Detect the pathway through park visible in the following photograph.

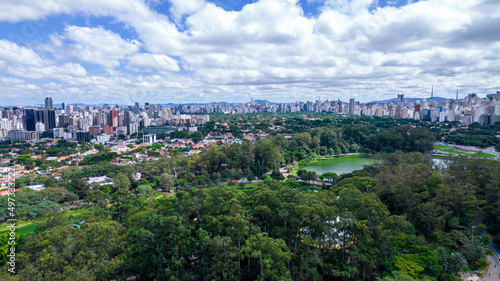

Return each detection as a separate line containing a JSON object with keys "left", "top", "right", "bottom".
{"left": 478, "top": 255, "right": 500, "bottom": 281}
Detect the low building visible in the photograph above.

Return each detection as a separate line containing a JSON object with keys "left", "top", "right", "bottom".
{"left": 143, "top": 134, "right": 157, "bottom": 144}
{"left": 26, "top": 184, "right": 46, "bottom": 191}
{"left": 85, "top": 176, "right": 114, "bottom": 187}
{"left": 116, "top": 126, "right": 127, "bottom": 136}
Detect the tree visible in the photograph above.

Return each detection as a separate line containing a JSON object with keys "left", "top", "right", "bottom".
{"left": 206, "top": 236, "right": 239, "bottom": 281}
{"left": 19, "top": 220, "right": 127, "bottom": 280}
{"left": 88, "top": 190, "right": 109, "bottom": 205}
{"left": 136, "top": 185, "right": 153, "bottom": 194}
{"left": 114, "top": 173, "right": 131, "bottom": 190}
{"left": 41, "top": 187, "right": 79, "bottom": 203}
{"left": 270, "top": 170, "right": 285, "bottom": 181}
{"left": 298, "top": 170, "right": 317, "bottom": 185}
{"left": 190, "top": 131, "right": 204, "bottom": 143}
{"left": 321, "top": 172, "right": 339, "bottom": 183}
{"left": 447, "top": 252, "right": 467, "bottom": 273}
{"left": 241, "top": 233, "right": 292, "bottom": 281}
{"left": 253, "top": 138, "right": 282, "bottom": 177}
{"left": 70, "top": 177, "right": 90, "bottom": 199}
{"left": 160, "top": 173, "right": 176, "bottom": 191}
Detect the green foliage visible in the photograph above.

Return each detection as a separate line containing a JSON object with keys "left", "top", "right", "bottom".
{"left": 80, "top": 152, "right": 118, "bottom": 165}
{"left": 270, "top": 170, "right": 285, "bottom": 181}
{"left": 114, "top": 173, "right": 131, "bottom": 190}
{"left": 0, "top": 231, "right": 25, "bottom": 266}
{"left": 394, "top": 255, "right": 425, "bottom": 278}
{"left": 136, "top": 184, "right": 153, "bottom": 194}
{"left": 40, "top": 187, "right": 79, "bottom": 203}
{"left": 0, "top": 190, "right": 59, "bottom": 222}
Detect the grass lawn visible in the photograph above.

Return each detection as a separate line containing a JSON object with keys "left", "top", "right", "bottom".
{"left": 434, "top": 145, "right": 496, "bottom": 158}
{"left": 0, "top": 220, "right": 38, "bottom": 233}
{"left": 0, "top": 206, "right": 90, "bottom": 235}
{"left": 15, "top": 224, "right": 39, "bottom": 235}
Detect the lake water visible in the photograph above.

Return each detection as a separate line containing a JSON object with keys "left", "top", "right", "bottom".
{"left": 302, "top": 155, "right": 375, "bottom": 175}
{"left": 302, "top": 155, "right": 446, "bottom": 175}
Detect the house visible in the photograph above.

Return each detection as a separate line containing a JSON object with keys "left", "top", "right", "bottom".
{"left": 26, "top": 184, "right": 46, "bottom": 191}
{"left": 0, "top": 189, "right": 20, "bottom": 196}
{"left": 85, "top": 176, "right": 114, "bottom": 187}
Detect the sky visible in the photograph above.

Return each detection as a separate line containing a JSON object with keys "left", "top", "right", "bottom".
{"left": 0, "top": 0, "right": 499, "bottom": 106}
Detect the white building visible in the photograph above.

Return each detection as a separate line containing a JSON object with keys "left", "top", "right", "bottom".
{"left": 26, "top": 184, "right": 46, "bottom": 191}
{"left": 143, "top": 134, "right": 156, "bottom": 144}
{"left": 35, "top": 122, "right": 45, "bottom": 132}
{"left": 129, "top": 123, "right": 138, "bottom": 135}
{"left": 96, "top": 134, "right": 110, "bottom": 144}
{"left": 116, "top": 126, "right": 127, "bottom": 136}
{"left": 0, "top": 118, "right": 12, "bottom": 131}
{"left": 85, "top": 176, "right": 114, "bottom": 187}
{"left": 53, "top": 127, "right": 64, "bottom": 138}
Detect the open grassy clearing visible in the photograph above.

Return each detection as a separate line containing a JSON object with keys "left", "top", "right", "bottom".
{"left": 0, "top": 206, "right": 90, "bottom": 235}
{"left": 434, "top": 145, "right": 495, "bottom": 158}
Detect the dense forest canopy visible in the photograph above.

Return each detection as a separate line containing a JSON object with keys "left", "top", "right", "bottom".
{"left": 1, "top": 114, "right": 499, "bottom": 280}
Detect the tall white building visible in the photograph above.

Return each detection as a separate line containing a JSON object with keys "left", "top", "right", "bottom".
{"left": 129, "top": 123, "right": 138, "bottom": 135}
{"left": 35, "top": 122, "right": 45, "bottom": 132}
{"left": 0, "top": 119, "right": 12, "bottom": 131}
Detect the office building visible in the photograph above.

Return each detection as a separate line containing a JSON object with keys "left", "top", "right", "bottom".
{"left": 45, "top": 97, "right": 53, "bottom": 109}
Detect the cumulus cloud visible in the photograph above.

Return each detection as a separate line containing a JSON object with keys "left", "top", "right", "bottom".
{"left": 168, "top": 0, "right": 206, "bottom": 23}
{"left": 0, "top": 0, "right": 500, "bottom": 104}
{"left": 0, "top": 39, "right": 87, "bottom": 81}
{"left": 126, "top": 53, "right": 180, "bottom": 72}
{"left": 48, "top": 26, "right": 141, "bottom": 69}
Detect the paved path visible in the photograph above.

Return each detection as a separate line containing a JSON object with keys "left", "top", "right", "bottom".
{"left": 478, "top": 255, "right": 500, "bottom": 281}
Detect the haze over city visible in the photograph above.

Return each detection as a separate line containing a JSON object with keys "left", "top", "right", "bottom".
{"left": 0, "top": 0, "right": 499, "bottom": 105}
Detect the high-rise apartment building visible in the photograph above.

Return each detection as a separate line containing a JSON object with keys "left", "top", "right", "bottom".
{"left": 103, "top": 124, "right": 113, "bottom": 135}
{"left": 58, "top": 114, "right": 69, "bottom": 128}
{"left": 349, "top": 98, "right": 355, "bottom": 115}
{"left": 89, "top": 125, "right": 101, "bottom": 137}
{"left": 45, "top": 97, "right": 53, "bottom": 109}
{"left": 129, "top": 123, "right": 138, "bottom": 135}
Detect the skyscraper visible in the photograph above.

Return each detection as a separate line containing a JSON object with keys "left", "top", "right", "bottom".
{"left": 45, "top": 97, "right": 53, "bottom": 109}
{"left": 109, "top": 109, "right": 118, "bottom": 127}
{"left": 24, "top": 109, "right": 36, "bottom": 131}
{"left": 37, "top": 109, "right": 56, "bottom": 131}
{"left": 59, "top": 114, "right": 70, "bottom": 128}
{"left": 123, "top": 110, "right": 131, "bottom": 126}
{"left": 349, "top": 98, "right": 355, "bottom": 115}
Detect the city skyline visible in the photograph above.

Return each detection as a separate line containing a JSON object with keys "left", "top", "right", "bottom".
{"left": 1, "top": 0, "right": 500, "bottom": 104}
{"left": 0, "top": 91, "right": 497, "bottom": 108}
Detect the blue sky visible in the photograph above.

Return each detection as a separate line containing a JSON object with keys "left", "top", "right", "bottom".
{"left": 0, "top": 0, "right": 498, "bottom": 105}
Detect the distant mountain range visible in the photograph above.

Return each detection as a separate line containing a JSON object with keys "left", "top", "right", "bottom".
{"left": 370, "top": 97, "right": 451, "bottom": 103}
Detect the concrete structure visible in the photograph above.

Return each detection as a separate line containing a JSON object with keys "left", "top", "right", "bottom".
{"left": 143, "top": 134, "right": 157, "bottom": 144}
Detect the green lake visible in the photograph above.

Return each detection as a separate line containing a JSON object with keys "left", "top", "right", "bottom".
{"left": 302, "top": 155, "right": 375, "bottom": 175}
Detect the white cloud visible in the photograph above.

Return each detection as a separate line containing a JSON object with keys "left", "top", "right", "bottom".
{"left": 126, "top": 53, "right": 180, "bottom": 72}
{"left": 0, "top": 0, "right": 500, "bottom": 104}
{"left": 0, "top": 40, "right": 46, "bottom": 66}
{"left": 0, "top": 39, "right": 87, "bottom": 81}
{"left": 168, "top": 0, "right": 206, "bottom": 23}
{"left": 48, "top": 26, "right": 141, "bottom": 69}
